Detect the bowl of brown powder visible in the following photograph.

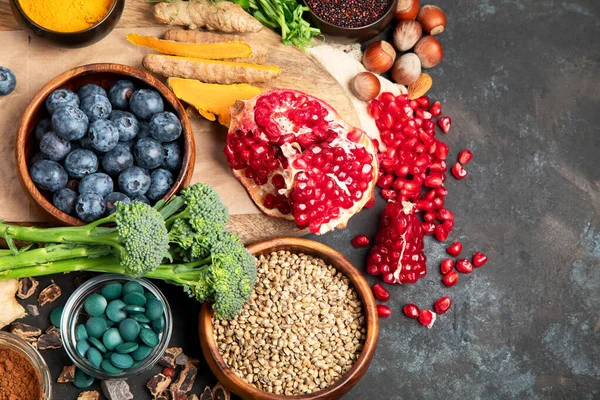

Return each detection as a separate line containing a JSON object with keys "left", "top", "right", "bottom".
{"left": 0, "top": 331, "right": 52, "bottom": 400}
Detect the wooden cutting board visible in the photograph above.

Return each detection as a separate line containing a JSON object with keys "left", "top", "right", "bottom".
{"left": 0, "top": 1, "right": 359, "bottom": 243}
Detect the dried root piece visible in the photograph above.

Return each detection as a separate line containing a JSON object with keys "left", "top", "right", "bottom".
{"left": 77, "top": 391, "right": 100, "bottom": 400}
{"left": 17, "top": 277, "right": 39, "bottom": 299}
{"left": 171, "top": 389, "right": 187, "bottom": 400}
{"left": 58, "top": 365, "right": 76, "bottom": 383}
{"left": 38, "top": 282, "right": 61, "bottom": 306}
{"left": 142, "top": 54, "right": 282, "bottom": 84}
{"left": 38, "top": 328, "right": 62, "bottom": 350}
{"left": 188, "top": 395, "right": 200, "bottom": 400}
{"left": 199, "top": 386, "right": 213, "bottom": 400}
{"left": 0, "top": 279, "right": 26, "bottom": 328}
{"left": 212, "top": 383, "right": 230, "bottom": 400}
{"left": 159, "top": 347, "right": 183, "bottom": 368}
{"left": 147, "top": 373, "right": 172, "bottom": 398}
{"left": 153, "top": 1, "right": 263, "bottom": 33}
{"left": 10, "top": 322, "right": 42, "bottom": 338}
{"left": 171, "top": 362, "right": 198, "bottom": 393}
{"left": 101, "top": 380, "right": 134, "bottom": 400}
{"left": 27, "top": 304, "right": 40, "bottom": 316}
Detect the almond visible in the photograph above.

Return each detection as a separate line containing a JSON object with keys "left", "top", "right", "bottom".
{"left": 407, "top": 73, "right": 433, "bottom": 99}
{"left": 393, "top": 20, "right": 423, "bottom": 51}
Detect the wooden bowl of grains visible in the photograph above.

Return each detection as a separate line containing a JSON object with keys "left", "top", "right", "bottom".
{"left": 199, "top": 238, "right": 379, "bottom": 400}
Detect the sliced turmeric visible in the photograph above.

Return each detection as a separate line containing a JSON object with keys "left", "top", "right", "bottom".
{"left": 127, "top": 33, "right": 252, "bottom": 61}
{"left": 168, "top": 78, "right": 261, "bottom": 126}
{"left": 163, "top": 30, "right": 268, "bottom": 64}
{"left": 142, "top": 54, "right": 282, "bottom": 85}
{"left": 153, "top": 1, "right": 263, "bottom": 33}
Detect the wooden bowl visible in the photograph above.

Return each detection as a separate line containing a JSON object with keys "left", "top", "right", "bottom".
{"left": 199, "top": 238, "right": 379, "bottom": 400}
{"left": 16, "top": 63, "right": 195, "bottom": 226}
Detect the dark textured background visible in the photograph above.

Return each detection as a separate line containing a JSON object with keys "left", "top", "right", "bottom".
{"left": 10, "top": 0, "right": 600, "bottom": 399}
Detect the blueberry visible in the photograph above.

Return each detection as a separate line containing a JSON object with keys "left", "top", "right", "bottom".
{"left": 30, "top": 160, "right": 68, "bottom": 192}
{"left": 118, "top": 166, "right": 151, "bottom": 197}
{"left": 0, "top": 67, "right": 16, "bottom": 96}
{"left": 102, "top": 144, "right": 134, "bottom": 176}
{"left": 147, "top": 169, "right": 174, "bottom": 202}
{"left": 133, "top": 138, "right": 164, "bottom": 169}
{"left": 78, "top": 84, "right": 107, "bottom": 100}
{"left": 64, "top": 149, "right": 98, "bottom": 179}
{"left": 75, "top": 193, "right": 106, "bottom": 222}
{"left": 137, "top": 120, "right": 150, "bottom": 139}
{"left": 53, "top": 188, "right": 78, "bottom": 215}
{"left": 51, "top": 106, "right": 89, "bottom": 140}
{"left": 149, "top": 112, "right": 182, "bottom": 143}
{"left": 46, "top": 89, "right": 79, "bottom": 114}
{"left": 109, "top": 111, "right": 139, "bottom": 142}
{"left": 132, "top": 194, "right": 150, "bottom": 205}
{"left": 162, "top": 141, "right": 183, "bottom": 172}
{"left": 81, "top": 94, "right": 112, "bottom": 122}
{"left": 79, "top": 173, "right": 113, "bottom": 197}
{"left": 104, "top": 192, "right": 131, "bottom": 215}
{"left": 129, "top": 89, "right": 164, "bottom": 120}
{"left": 40, "top": 131, "right": 71, "bottom": 161}
{"left": 108, "top": 80, "right": 135, "bottom": 110}
{"left": 34, "top": 119, "right": 52, "bottom": 142}
{"left": 89, "top": 119, "right": 119, "bottom": 152}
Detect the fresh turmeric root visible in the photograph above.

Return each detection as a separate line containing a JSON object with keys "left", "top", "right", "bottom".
{"left": 168, "top": 78, "right": 261, "bottom": 126}
{"left": 153, "top": 1, "right": 263, "bottom": 33}
{"left": 163, "top": 30, "right": 268, "bottom": 64}
{"left": 142, "top": 54, "right": 282, "bottom": 84}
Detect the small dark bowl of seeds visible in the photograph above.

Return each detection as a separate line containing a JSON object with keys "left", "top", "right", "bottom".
{"left": 303, "top": 0, "right": 398, "bottom": 43}
{"left": 199, "top": 238, "right": 379, "bottom": 400}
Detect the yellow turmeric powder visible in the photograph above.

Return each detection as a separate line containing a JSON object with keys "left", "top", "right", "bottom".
{"left": 18, "top": 0, "right": 114, "bottom": 33}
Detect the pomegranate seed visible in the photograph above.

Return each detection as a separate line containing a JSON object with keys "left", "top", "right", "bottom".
{"left": 424, "top": 189, "right": 436, "bottom": 201}
{"left": 377, "top": 304, "right": 392, "bottom": 318}
{"left": 403, "top": 303, "right": 420, "bottom": 319}
{"left": 352, "top": 235, "right": 370, "bottom": 248}
{"left": 372, "top": 284, "right": 391, "bottom": 302}
{"left": 418, "top": 310, "right": 437, "bottom": 328}
{"left": 425, "top": 175, "right": 443, "bottom": 188}
{"left": 438, "top": 116, "right": 452, "bottom": 133}
{"left": 440, "top": 259, "right": 454, "bottom": 275}
{"left": 416, "top": 96, "right": 430, "bottom": 109}
{"left": 472, "top": 251, "right": 488, "bottom": 267}
{"left": 422, "top": 222, "right": 435, "bottom": 234}
{"left": 416, "top": 199, "right": 433, "bottom": 211}
{"left": 435, "top": 142, "right": 449, "bottom": 160}
{"left": 162, "top": 367, "right": 176, "bottom": 377}
{"left": 456, "top": 258, "right": 474, "bottom": 274}
{"left": 458, "top": 149, "right": 473, "bottom": 165}
{"left": 424, "top": 211, "right": 435, "bottom": 222}
{"left": 452, "top": 163, "right": 468, "bottom": 179}
{"left": 446, "top": 241, "right": 462, "bottom": 256}
{"left": 429, "top": 101, "right": 442, "bottom": 117}
{"left": 364, "top": 195, "right": 376, "bottom": 208}
{"left": 436, "top": 187, "right": 448, "bottom": 197}
{"left": 432, "top": 197, "right": 444, "bottom": 209}
{"left": 381, "top": 188, "right": 397, "bottom": 201}
{"left": 434, "top": 296, "right": 452, "bottom": 314}
{"left": 442, "top": 220, "right": 454, "bottom": 232}
{"left": 434, "top": 224, "right": 449, "bottom": 241}
{"left": 437, "top": 208, "right": 454, "bottom": 221}
{"left": 443, "top": 271, "right": 459, "bottom": 287}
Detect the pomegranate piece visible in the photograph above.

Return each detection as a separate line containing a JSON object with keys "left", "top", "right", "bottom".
{"left": 438, "top": 116, "right": 452, "bottom": 133}
{"left": 452, "top": 163, "right": 468, "bottom": 180}
{"left": 225, "top": 89, "right": 378, "bottom": 234}
{"left": 364, "top": 195, "right": 376, "bottom": 208}
{"left": 372, "top": 283, "right": 391, "bottom": 302}
{"left": 434, "top": 296, "right": 452, "bottom": 314}
{"left": 367, "top": 201, "right": 427, "bottom": 284}
{"left": 458, "top": 149, "right": 473, "bottom": 165}
{"left": 403, "top": 303, "right": 420, "bottom": 319}
{"left": 472, "top": 251, "right": 488, "bottom": 267}
{"left": 437, "top": 208, "right": 454, "bottom": 221}
{"left": 352, "top": 234, "right": 370, "bottom": 248}
{"left": 446, "top": 241, "right": 462, "bottom": 256}
{"left": 456, "top": 258, "right": 473, "bottom": 274}
{"left": 440, "top": 259, "right": 454, "bottom": 275}
{"left": 422, "top": 222, "right": 435, "bottom": 235}
{"left": 434, "top": 224, "right": 449, "bottom": 242}
{"left": 429, "top": 101, "right": 442, "bottom": 117}
{"left": 377, "top": 304, "right": 392, "bottom": 318}
{"left": 418, "top": 309, "right": 437, "bottom": 328}
{"left": 443, "top": 271, "right": 459, "bottom": 287}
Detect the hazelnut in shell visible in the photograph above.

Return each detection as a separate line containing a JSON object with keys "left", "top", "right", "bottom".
{"left": 363, "top": 40, "right": 396, "bottom": 74}
{"left": 395, "top": 0, "right": 420, "bottom": 20}
{"left": 393, "top": 20, "right": 423, "bottom": 51}
{"left": 417, "top": 5, "right": 447, "bottom": 35}
{"left": 414, "top": 36, "right": 444, "bottom": 68}
{"left": 391, "top": 53, "right": 422, "bottom": 86}
{"left": 350, "top": 72, "right": 381, "bottom": 102}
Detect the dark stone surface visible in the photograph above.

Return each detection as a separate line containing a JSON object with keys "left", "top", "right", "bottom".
{"left": 4, "top": 0, "right": 600, "bottom": 399}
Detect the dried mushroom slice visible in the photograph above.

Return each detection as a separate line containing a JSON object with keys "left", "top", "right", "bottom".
{"left": 175, "top": 352, "right": 189, "bottom": 366}
{"left": 199, "top": 386, "right": 213, "bottom": 400}
{"left": 77, "top": 390, "right": 100, "bottom": 400}
{"left": 159, "top": 347, "right": 183, "bottom": 368}
{"left": 38, "top": 282, "right": 61, "bottom": 306}
{"left": 10, "top": 321, "right": 42, "bottom": 338}
{"left": 17, "top": 277, "right": 39, "bottom": 299}
{"left": 26, "top": 304, "right": 40, "bottom": 316}
{"left": 171, "top": 362, "right": 197, "bottom": 393}
{"left": 212, "top": 384, "right": 230, "bottom": 400}
{"left": 171, "top": 389, "right": 188, "bottom": 400}
{"left": 188, "top": 395, "right": 200, "bottom": 400}
{"left": 58, "top": 365, "right": 76, "bottom": 383}
{"left": 147, "top": 373, "right": 171, "bottom": 397}
{"left": 101, "top": 380, "right": 134, "bottom": 400}
{"left": 38, "top": 329, "right": 62, "bottom": 350}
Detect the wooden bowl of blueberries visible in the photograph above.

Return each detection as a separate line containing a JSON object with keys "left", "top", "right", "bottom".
{"left": 16, "top": 63, "right": 195, "bottom": 226}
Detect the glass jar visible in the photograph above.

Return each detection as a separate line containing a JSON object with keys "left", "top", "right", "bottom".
{"left": 0, "top": 331, "right": 52, "bottom": 400}
{"left": 61, "top": 274, "right": 173, "bottom": 380}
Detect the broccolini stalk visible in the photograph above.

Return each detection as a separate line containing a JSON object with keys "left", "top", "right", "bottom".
{"left": 0, "top": 244, "right": 111, "bottom": 270}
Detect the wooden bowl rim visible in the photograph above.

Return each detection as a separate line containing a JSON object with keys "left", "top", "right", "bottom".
{"left": 199, "top": 237, "right": 379, "bottom": 400}
{"left": 15, "top": 63, "right": 195, "bottom": 226}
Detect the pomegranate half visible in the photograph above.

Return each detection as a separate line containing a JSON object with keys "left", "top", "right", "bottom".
{"left": 225, "top": 89, "right": 379, "bottom": 234}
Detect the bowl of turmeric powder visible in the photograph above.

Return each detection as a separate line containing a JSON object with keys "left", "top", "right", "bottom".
{"left": 10, "top": 0, "right": 125, "bottom": 48}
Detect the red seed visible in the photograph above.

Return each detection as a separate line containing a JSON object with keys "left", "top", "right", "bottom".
{"left": 429, "top": 101, "right": 442, "bottom": 117}
{"left": 458, "top": 149, "right": 473, "bottom": 165}
{"left": 434, "top": 296, "right": 452, "bottom": 314}
{"left": 440, "top": 259, "right": 454, "bottom": 275}
{"left": 364, "top": 195, "right": 376, "bottom": 208}
{"left": 422, "top": 222, "right": 436, "bottom": 235}
{"left": 438, "top": 116, "right": 452, "bottom": 133}
{"left": 424, "top": 175, "right": 443, "bottom": 188}
{"left": 437, "top": 208, "right": 454, "bottom": 221}
{"left": 352, "top": 234, "right": 370, "bottom": 248}
{"left": 443, "top": 271, "right": 459, "bottom": 287}
{"left": 452, "top": 163, "right": 468, "bottom": 179}
{"left": 377, "top": 304, "right": 392, "bottom": 318}
{"left": 162, "top": 367, "right": 176, "bottom": 377}
{"left": 416, "top": 96, "right": 430, "bottom": 109}
{"left": 442, "top": 220, "right": 454, "bottom": 232}
{"left": 418, "top": 309, "right": 437, "bottom": 328}
{"left": 424, "top": 211, "right": 436, "bottom": 222}
{"left": 472, "top": 251, "right": 488, "bottom": 267}
{"left": 403, "top": 303, "right": 420, "bottom": 319}
{"left": 416, "top": 199, "right": 433, "bottom": 211}
{"left": 456, "top": 258, "right": 474, "bottom": 274}
{"left": 436, "top": 187, "right": 448, "bottom": 197}
{"left": 432, "top": 196, "right": 444, "bottom": 210}
{"left": 372, "top": 284, "right": 391, "bottom": 302}
{"left": 381, "top": 188, "right": 397, "bottom": 201}
{"left": 447, "top": 241, "right": 462, "bottom": 257}
{"left": 434, "top": 224, "right": 449, "bottom": 241}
